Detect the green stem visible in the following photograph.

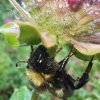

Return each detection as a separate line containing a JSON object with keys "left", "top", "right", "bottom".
{"left": 31, "top": 90, "right": 40, "bottom": 100}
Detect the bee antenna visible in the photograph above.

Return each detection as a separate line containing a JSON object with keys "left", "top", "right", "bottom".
{"left": 16, "top": 61, "right": 28, "bottom": 67}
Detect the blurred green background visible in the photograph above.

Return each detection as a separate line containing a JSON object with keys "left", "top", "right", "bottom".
{"left": 0, "top": 0, "right": 100, "bottom": 100}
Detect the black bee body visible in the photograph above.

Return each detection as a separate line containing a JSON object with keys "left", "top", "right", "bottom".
{"left": 27, "top": 45, "right": 57, "bottom": 74}
{"left": 48, "top": 70, "right": 74, "bottom": 98}
{"left": 17, "top": 45, "right": 94, "bottom": 99}
{"left": 26, "top": 45, "right": 58, "bottom": 89}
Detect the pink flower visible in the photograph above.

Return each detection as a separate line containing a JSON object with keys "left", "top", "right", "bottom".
{"left": 4, "top": 18, "right": 14, "bottom": 23}
{"left": 68, "top": 0, "right": 77, "bottom": 4}
{"left": 68, "top": 0, "right": 83, "bottom": 12}
{"left": 67, "top": 0, "right": 100, "bottom": 12}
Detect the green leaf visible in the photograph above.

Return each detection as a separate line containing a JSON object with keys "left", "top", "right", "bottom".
{"left": 96, "top": 54, "right": 100, "bottom": 61}
{"left": 0, "top": 22, "right": 41, "bottom": 46}
{"left": 59, "top": 36, "right": 100, "bottom": 60}
{"left": 40, "top": 32, "right": 57, "bottom": 48}
{"left": 71, "top": 39, "right": 100, "bottom": 56}
{"left": 0, "top": 22, "right": 57, "bottom": 48}
{"left": 0, "top": 22, "right": 20, "bottom": 46}
{"left": 10, "top": 86, "right": 32, "bottom": 100}
{"left": 17, "top": 21, "right": 41, "bottom": 45}
{"left": 73, "top": 49, "right": 92, "bottom": 61}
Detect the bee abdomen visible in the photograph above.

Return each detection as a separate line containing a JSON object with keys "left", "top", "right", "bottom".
{"left": 26, "top": 69, "right": 45, "bottom": 87}
{"left": 26, "top": 69, "right": 52, "bottom": 87}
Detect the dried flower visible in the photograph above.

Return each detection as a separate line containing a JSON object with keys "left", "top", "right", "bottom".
{"left": 9, "top": 0, "right": 100, "bottom": 56}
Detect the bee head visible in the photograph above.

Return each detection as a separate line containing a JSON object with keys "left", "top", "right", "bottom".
{"left": 27, "top": 45, "right": 52, "bottom": 73}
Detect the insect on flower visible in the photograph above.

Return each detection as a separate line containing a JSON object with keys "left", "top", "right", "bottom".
{"left": 16, "top": 45, "right": 94, "bottom": 99}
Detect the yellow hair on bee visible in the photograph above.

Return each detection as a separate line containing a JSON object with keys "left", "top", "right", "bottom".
{"left": 55, "top": 89, "right": 64, "bottom": 98}
{"left": 26, "top": 69, "right": 51, "bottom": 87}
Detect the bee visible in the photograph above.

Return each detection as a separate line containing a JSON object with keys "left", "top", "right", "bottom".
{"left": 16, "top": 45, "right": 94, "bottom": 100}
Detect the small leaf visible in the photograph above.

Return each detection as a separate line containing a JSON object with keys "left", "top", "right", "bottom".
{"left": 40, "top": 32, "right": 57, "bottom": 48}
{"left": 17, "top": 21, "right": 41, "bottom": 45}
{"left": 38, "top": 32, "right": 58, "bottom": 55}
{"left": 73, "top": 49, "right": 93, "bottom": 61}
{"left": 75, "top": 9, "right": 86, "bottom": 20}
{"left": 0, "top": 22, "right": 20, "bottom": 46}
{"left": 0, "top": 22, "right": 42, "bottom": 46}
{"left": 71, "top": 39, "right": 100, "bottom": 55}
{"left": 10, "top": 86, "right": 32, "bottom": 100}
{"left": 78, "top": 15, "right": 93, "bottom": 26}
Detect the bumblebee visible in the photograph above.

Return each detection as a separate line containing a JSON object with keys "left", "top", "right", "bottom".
{"left": 16, "top": 45, "right": 94, "bottom": 100}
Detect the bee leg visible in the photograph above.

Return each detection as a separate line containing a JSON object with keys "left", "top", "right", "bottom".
{"left": 52, "top": 47, "right": 62, "bottom": 59}
{"left": 56, "top": 47, "right": 62, "bottom": 53}
{"left": 74, "top": 56, "right": 94, "bottom": 89}
{"left": 66, "top": 74, "right": 76, "bottom": 89}
{"left": 67, "top": 56, "right": 94, "bottom": 89}
{"left": 58, "top": 46, "right": 73, "bottom": 71}
{"left": 66, "top": 56, "right": 94, "bottom": 89}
